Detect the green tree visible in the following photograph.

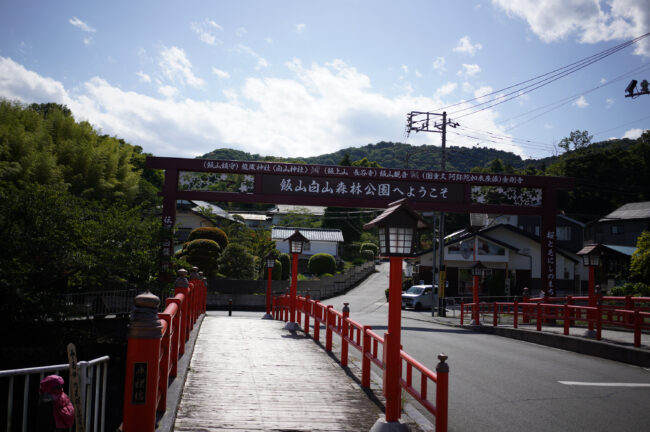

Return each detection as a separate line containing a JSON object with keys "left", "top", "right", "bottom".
{"left": 630, "top": 231, "right": 650, "bottom": 284}
{"left": 219, "top": 243, "right": 255, "bottom": 279}
{"left": 559, "top": 130, "right": 593, "bottom": 152}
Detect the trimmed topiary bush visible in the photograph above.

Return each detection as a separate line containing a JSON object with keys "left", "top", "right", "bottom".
{"left": 308, "top": 253, "right": 336, "bottom": 276}
{"left": 183, "top": 239, "right": 221, "bottom": 276}
{"left": 360, "top": 242, "right": 378, "bottom": 257}
{"left": 361, "top": 249, "right": 375, "bottom": 262}
{"left": 188, "top": 227, "right": 229, "bottom": 250}
{"left": 279, "top": 253, "right": 291, "bottom": 280}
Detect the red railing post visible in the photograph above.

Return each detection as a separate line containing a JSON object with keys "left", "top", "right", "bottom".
{"left": 166, "top": 298, "right": 181, "bottom": 377}
{"left": 341, "top": 303, "right": 350, "bottom": 367}
{"left": 625, "top": 295, "right": 633, "bottom": 325}
{"left": 314, "top": 301, "right": 321, "bottom": 342}
{"left": 596, "top": 301, "right": 602, "bottom": 341}
{"left": 362, "top": 325, "right": 371, "bottom": 388}
{"left": 304, "top": 294, "right": 311, "bottom": 335}
{"left": 122, "top": 292, "right": 163, "bottom": 432}
{"left": 513, "top": 299, "right": 519, "bottom": 329}
{"left": 493, "top": 303, "right": 498, "bottom": 327}
{"left": 435, "top": 353, "right": 449, "bottom": 432}
{"left": 157, "top": 314, "right": 171, "bottom": 412}
{"left": 634, "top": 310, "right": 641, "bottom": 347}
{"left": 174, "top": 270, "right": 190, "bottom": 353}
{"left": 460, "top": 302, "right": 464, "bottom": 325}
{"left": 563, "top": 304, "right": 570, "bottom": 335}
{"left": 536, "top": 304, "right": 542, "bottom": 331}
{"left": 325, "top": 305, "right": 333, "bottom": 352}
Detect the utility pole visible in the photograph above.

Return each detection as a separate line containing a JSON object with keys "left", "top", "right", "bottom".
{"left": 406, "top": 111, "right": 459, "bottom": 317}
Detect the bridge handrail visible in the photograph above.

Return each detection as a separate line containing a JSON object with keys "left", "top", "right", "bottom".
{"left": 272, "top": 294, "right": 449, "bottom": 432}
{"left": 122, "top": 273, "right": 208, "bottom": 432}
{"left": 460, "top": 299, "right": 650, "bottom": 347}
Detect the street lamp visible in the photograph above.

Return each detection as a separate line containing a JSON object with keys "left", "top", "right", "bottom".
{"left": 471, "top": 261, "right": 486, "bottom": 325}
{"left": 364, "top": 199, "right": 430, "bottom": 428}
{"left": 285, "top": 230, "right": 309, "bottom": 331}
{"left": 263, "top": 253, "right": 275, "bottom": 320}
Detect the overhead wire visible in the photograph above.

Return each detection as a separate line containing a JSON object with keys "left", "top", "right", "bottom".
{"left": 422, "top": 32, "right": 649, "bottom": 120}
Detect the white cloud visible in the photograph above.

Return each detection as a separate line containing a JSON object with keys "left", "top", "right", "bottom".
{"left": 474, "top": 86, "right": 494, "bottom": 99}
{"left": 191, "top": 19, "right": 223, "bottom": 46}
{"left": 265, "top": 38, "right": 273, "bottom": 44}
{"left": 158, "top": 85, "right": 179, "bottom": 99}
{"left": 69, "top": 17, "right": 95, "bottom": 33}
{"left": 212, "top": 68, "right": 230, "bottom": 79}
{"left": 236, "top": 27, "right": 248, "bottom": 37}
{"left": 0, "top": 55, "right": 529, "bottom": 158}
{"left": 136, "top": 71, "right": 152, "bottom": 83}
{"left": 159, "top": 46, "right": 204, "bottom": 87}
{"left": 295, "top": 23, "right": 306, "bottom": 33}
{"left": 623, "top": 128, "right": 644, "bottom": 139}
{"left": 236, "top": 44, "right": 269, "bottom": 70}
{"left": 0, "top": 57, "right": 70, "bottom": 104}
{"left": 492, "top": 0, "right": 650, "bottom": 57}
{"left": 573, "top": 95, "right": 589, "bottom": 108}
{"left": 433, "top": 56, "right": 446, "bottom": 72}
{"left": 606, "top": 97, "right": 615, "bottom": 107}
{"left": 600, "top": 78, "right": 607, "bottom": 84}
{"left": 401, "top": 65, "right": 409, "bottom": 73}
{"left": 436, "top": 82, "right": 458, "bottom": 96}
{"left": 453, "top": 36, "right": 483, "bottom": 56}
{"left": 415, "top": 70, "right": 422, "bottom": 78}
{"left": 457, "top": 64, "right": 481, "bottom": 78}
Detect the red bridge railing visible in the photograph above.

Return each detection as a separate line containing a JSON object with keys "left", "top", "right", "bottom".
{"left": 460, "top": 296, "right": 650, "bottom": 347}
{"left": 273, "top": 294, "right": 449, "bottom": 432}
{"left": 121, "top": 269, "right": 207, "bottom": 432}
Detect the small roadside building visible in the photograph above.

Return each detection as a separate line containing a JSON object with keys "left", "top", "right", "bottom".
{"left": 271, "top": 227, "right": 345, "bottom": 272}
{"left": 414, "top": 224, "right": 582, "bottom": 298}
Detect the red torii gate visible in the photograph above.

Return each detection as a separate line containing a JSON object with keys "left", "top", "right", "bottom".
{"left": 146, "top": 156, "right": 574, "bottom": 292}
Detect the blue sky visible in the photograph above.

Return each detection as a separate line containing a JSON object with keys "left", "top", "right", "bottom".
{"left": 1, "top": 0, "right": 649, "bottom": 161}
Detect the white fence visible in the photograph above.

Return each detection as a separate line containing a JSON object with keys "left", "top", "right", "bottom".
{"left": 0, "top": 356, "right": 109, "bottom": 432}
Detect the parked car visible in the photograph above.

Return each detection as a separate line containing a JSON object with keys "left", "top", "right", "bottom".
{"left": 401, "top": 284, "right": 438, "bottom": 310}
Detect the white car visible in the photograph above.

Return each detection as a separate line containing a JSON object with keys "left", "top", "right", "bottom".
{"left": 401, "top": 284, "right": 437, "bottom": 310}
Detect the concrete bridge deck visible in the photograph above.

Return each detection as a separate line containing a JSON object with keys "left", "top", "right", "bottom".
{"left": 167, "top": 312, "right": 405, "bottom": 432}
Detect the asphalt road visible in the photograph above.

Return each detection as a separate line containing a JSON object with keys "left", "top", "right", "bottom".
{"left": 327, "top": 262, "right": 650, "bottom": 432}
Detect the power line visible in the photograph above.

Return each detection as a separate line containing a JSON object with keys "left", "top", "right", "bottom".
{"left": 428, "top": 33, "right": 649, "bottom": 119}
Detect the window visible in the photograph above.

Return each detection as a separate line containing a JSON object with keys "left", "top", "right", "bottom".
{"left": 611, "top": 224, "right": 624, "bottom": 235}
{"left": 556, "top": 226, "right": 571, "bottom": 241}
{"left": 477, "top": 239, "right": 505, "bottom": 256}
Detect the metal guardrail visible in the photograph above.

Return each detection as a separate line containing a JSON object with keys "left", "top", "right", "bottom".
{"left": 62, "top": 290, "right": 171, "bottom": 319}
{"left": 0, "top": 356, "right": 109, "bottom": 432}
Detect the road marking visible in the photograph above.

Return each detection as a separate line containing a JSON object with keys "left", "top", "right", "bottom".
{"left": 559, "top": 381, "right": 650, "bottom": 387}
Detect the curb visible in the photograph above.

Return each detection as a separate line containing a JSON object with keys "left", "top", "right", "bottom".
{"left": 426, "top": 317, "right": 650, "bottom": 368}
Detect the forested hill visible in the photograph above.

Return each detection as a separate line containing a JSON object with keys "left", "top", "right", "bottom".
{"left": 200, "top": 141, "right": 526, "bottom": 172}
{"left": 201, "top": 134, "right": 650, "bottom": 222}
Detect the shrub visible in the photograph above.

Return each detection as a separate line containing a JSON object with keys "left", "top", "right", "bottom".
{"left": 308, "top": 253, "right": 336, "bottom": 276}
{"left": 361, "top": 249, "right": 375, "bottom": 262}
{"left": 183, "top": 239, "right": 221, "bottom": 276}
{"left": 218, "top": 243, "right": 255, "bottom": 279}
{"left": 360, "top": 242, "right": 378, "bottom": 256}
{"left": 279, "top": 253, "right": 291, "bottom": 280}
{"left": 188, "top": 227, "right": 229, "bottom": 250}
{"left": 320, "top": 273, "right": 333, "bottom": 278}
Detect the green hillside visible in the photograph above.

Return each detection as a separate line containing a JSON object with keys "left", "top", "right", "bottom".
{"left": 200, "top": 141, "right": 526, "bottom": 172}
